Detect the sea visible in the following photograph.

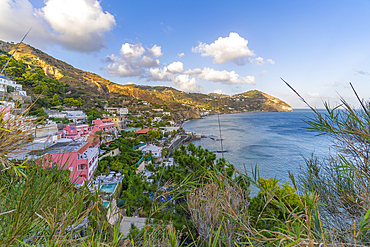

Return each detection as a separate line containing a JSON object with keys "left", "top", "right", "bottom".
{"left": 183, "top": 109, "right": 333, "bottom": 188}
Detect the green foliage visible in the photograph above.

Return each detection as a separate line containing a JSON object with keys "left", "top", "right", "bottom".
{"left": 6, "top": 85, "right": 15, "bottom": 93}
{"left": 29, "top": 108, "right": 48, "bottom": 118}
{"left": 0, "top": 55, "right": 65, "bottom": 98}
{"left": 147, "top": 143, "right": 241, "bottom": 234}
{"left": 49, "top": 116, "right": 70, "bottom": 124}
{"left": 86, "top": 109, "right": 110, "bottom": 124}
{"left": 297, "top": 98, "right": 370, "bottom": 241}
{"left": 96, "top": 138, "right": 142, "bottom": 174}
{"left": 50, "top": 93, "right": 61, "bottom": 106}
{"left": 146, "top": 129, "right": 162, "bottom": 141}
{"left": 249, "top": 177, "right": 304, "bottom": 230}
{"left": 63, "top": 97, "right": 85, "bottom": 106}
{"left": 0, "top": 162, "right": 94, "bottom": 245}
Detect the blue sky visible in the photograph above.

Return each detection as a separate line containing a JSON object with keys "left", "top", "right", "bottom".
{"left": 1, "top": 0, "right": 370, "bottom": 108}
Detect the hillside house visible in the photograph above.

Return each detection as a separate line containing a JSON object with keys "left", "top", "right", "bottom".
{"left": 138, "top": 144, "right": 162, "bottom": 158}
{"left": 0, "top": 76, "right": 27, "bottom": 96}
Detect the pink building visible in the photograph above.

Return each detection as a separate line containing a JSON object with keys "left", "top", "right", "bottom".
{"left": 39, "top": 141, "right": 99, "bottom": 184}
{"left": 0, "top": 106, "right": 11, "bottom": 121}
{"left": 63, "top": 124, "right": 90, "bottom": 139}
{"left": 91, "top": 119, "right": 116, "bottom": 132}
{"left": 62, "top": 119, "right": 117, "bottom": 140}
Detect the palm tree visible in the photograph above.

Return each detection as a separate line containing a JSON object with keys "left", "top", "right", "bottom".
{"left": 93, "top": 130, "right": 115, "bottom": 155}
{"left": 160, "top": 148, "right": 168, "bottom": 165}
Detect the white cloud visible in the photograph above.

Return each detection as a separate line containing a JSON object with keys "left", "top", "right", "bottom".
{"left": 120, "top": 43, "right": 145, "bottom": 60}
{"left": 192, "top": 32, "right": 255, "bottom": 65}
{"left": 137, "top": 56, "right": 160, "bottom": 68}
{"left": 41, "top": 0, "right": 116, "bottom": 52}
{"left": 267, "top": 59, "right": 275, "bottom": 65}
{"left": 163, "top": 26, "right": 174, "bottom": 33}
{"left": 104, "top": 43, "right": 162, "bottom": 77}
{"left": 148, "top": 61, "right": 183, "bottom": 81}
{"left": 212, "top": 89, "right": 226, "bottom": 95}
{"left": 0, "top": 0, "right": 116, "bottom": 53}
{"left": 147, "top": 62, "right": 202, "bottom": 92}
{"left": 183, "top": 68, "right": 203, "bottom": 75}
{"left": 148, "top": 45, "right": 163, "bottom": 57}
{"left": 254, "top": 57, "right": 275, "bottom": 66}
{"left": 324, "top": 81, "right": 348, "bottom": 88}
{"left": 334, "top": 81, "right": 342, "bottom": 86}
{"left": 259, "top": 70, "right": 268, "bottom": 76}
{"left": 254, "top": 57, "right": 264, "bottom": 66}
{"left": 167, "top": 61, "right": 184, "bottom": 73}
{"left": 0, "top": 0, "right": 53, "bottom": 48}
{"left": 178, "top": 53, "right": 185, "bottom": 58}
{"left": 148, "top": 67, "right": 173, "bottom": 81}
{"left": 308, "top": 92, "right": 320, "bottom": 98}
{"left": 354, "top": 68, "right": 370, "bottom": 75}
{"left": 172, "top": 75, "right": 202, "bottom": 92}
{"left": 186, "top": 67, "right": 255, "bottom": 85}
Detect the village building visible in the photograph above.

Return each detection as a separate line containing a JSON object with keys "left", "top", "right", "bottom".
{"left": 108, "top": 116, "right": 126, "bottom": 130}
{"left": 135, "top": 128, "right": 150, "bottom": 135}
{"left": 138, "top": 144, "right": 163, "bottom": 158}
{"left": 48, "top": 110, "right": 87, "bottom": 123}
{"left": 0, "top": 76, "right": 27, "bottom": 96}
{"left": 104, "top": 107, "right": 129, "bottom": 115}
{"left": 62, "top": 119, "right": 117, "bottom": 140}
{"left": 8, "top": 139, "right": 99, "bottom": 184}
{"left": 153, "top": 116, "right": 162, "bottom": 122}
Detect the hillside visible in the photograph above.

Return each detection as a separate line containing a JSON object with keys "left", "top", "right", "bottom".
{"left": 0, "top": 40, "right": 292, "bottom": 119}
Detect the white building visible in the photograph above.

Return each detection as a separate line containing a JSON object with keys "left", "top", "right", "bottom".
{"left": 138, "top": 144, "right": 163, "bottom": 158}
{"left": 162, "top": 126, "right": 180, "bottom": 132}
{"left": 49, "top": 112, "right": 67, "bottom": 118}
{"left": 0, "top": 76, "right": 27, "bottom": 96}
{"left": 153, "top": 117, "right": 162, "bottom": 122}
{"left": 0, "top": 101, "right": 15, "bottom": 108}
{"left": 49, "top": 110, "right": 87, "bottom": 122}
{"left": 104, "top": 107, "right": 129, "bottom": 115}
{"left": 153, "top": 109, "right": 163, "bottom": 112}
{"left": 168, "top": 120, "right": 176, "bottom": 126}
{"left": 163, "top": 112, "right": 171, "bottom": 116}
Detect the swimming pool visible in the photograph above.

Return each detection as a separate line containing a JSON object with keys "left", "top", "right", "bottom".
{"left": 99, "top": 183, "right": 117, "bottom": 194}
{"left": 102, "top": 201, "right": 110, "bottom": 208}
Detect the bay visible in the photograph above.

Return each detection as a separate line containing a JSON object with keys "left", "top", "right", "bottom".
{"left": 183, "top": 109, "right": 333, "bottom": 185}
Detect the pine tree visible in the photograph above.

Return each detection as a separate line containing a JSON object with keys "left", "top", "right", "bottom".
{"left": 50, "top": 94, "right": 61, "bottom": 106}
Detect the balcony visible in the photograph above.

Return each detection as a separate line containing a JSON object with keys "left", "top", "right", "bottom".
{"left": 78, "top": 165, "right": 88, "bottom": 171}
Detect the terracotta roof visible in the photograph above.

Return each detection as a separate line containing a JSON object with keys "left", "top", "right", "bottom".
{"left": 77, "top": 143, "right": 90, "bottom": 154}
{"left": 135, "top": 128, "right": 150, "bottom": 134}
{"left": 86, "top": 134, "right": 99, "bottom": 146}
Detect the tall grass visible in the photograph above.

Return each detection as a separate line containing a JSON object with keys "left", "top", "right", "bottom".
{"left": 3, "top": 83, "right": 370, "bottom": 246}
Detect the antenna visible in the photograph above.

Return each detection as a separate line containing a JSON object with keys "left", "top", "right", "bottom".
{"left": 1, "top": 28, "right": 32, "bottom": 75}
{"left": 217, "top": 113, "right": 224, "bottom": 159}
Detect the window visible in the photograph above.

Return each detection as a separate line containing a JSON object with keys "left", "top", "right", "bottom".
{"left": 78, "top": 164, "right": 87, "bottom": 170}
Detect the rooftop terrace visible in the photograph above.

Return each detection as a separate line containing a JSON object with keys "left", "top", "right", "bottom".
{"left": 27, "top": 141, "right": 86, "bottom": 157}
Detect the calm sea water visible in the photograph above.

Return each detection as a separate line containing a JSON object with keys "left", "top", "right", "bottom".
{"left": 183, "top": 110, "right": 333, "bottom": 185}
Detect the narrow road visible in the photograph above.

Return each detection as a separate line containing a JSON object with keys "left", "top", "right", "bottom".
{"left": 168, "top": 134, "right": 191, "bottom": 157}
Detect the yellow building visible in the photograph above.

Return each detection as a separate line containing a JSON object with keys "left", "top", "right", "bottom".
{"left": 110, "top": 116, "right": 126, "bottom": 130}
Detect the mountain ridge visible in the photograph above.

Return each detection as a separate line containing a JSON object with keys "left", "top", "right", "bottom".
{"left": 0, "top": 40, "right": 292, "bottom": 119}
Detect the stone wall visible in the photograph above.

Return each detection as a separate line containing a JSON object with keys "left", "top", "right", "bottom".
{"left": 35, "top": 124, "right": 58, "bottom": 138}
{"left": 99, "top": 148, "right": 121, "bottom": 160}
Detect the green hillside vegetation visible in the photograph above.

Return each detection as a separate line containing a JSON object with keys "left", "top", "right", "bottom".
{"left": 0, "top": 54, "right": 65, "bottom": 106}
{"left": 0, "top": 40, "right": 292, "bottom": 120}
{"left": 2, "top": 82, "right": 370, "bottom": 245}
